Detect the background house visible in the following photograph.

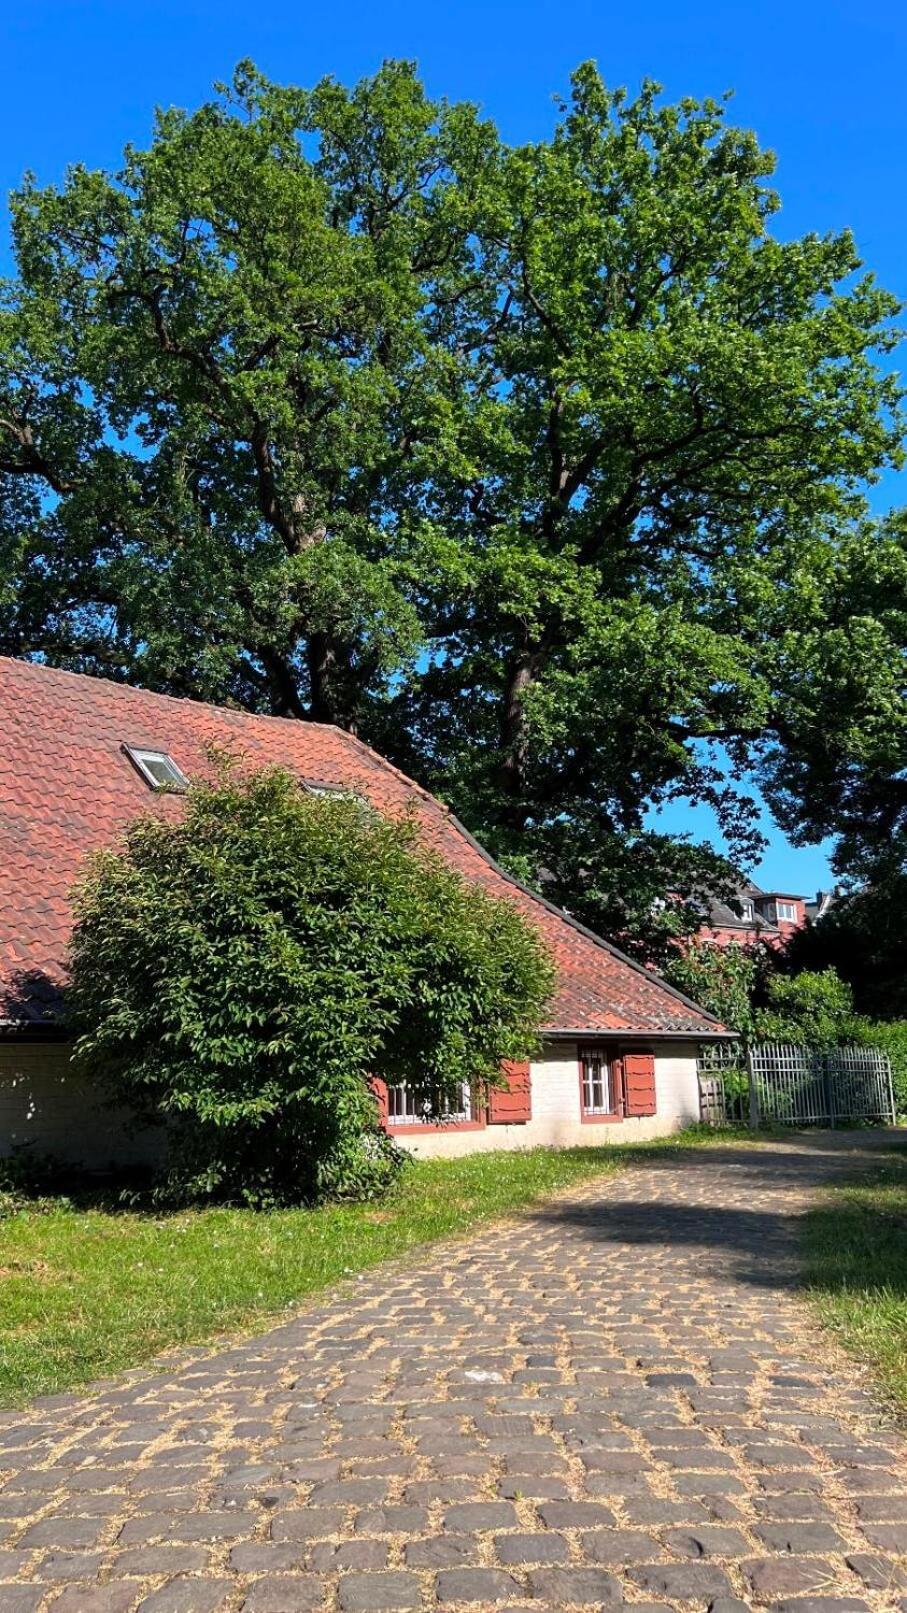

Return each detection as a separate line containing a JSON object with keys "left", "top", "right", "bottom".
{"left": 697, "top": 880, "right": 810, "bottom": 948}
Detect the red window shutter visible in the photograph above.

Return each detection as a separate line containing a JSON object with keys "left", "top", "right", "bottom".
{"left": 623, "top": 1052, "right": 657, "bottom": 1117}
{"left": 370, "top": 1077, "right": 389, "bottom": 1129}
{"left": 487, "top": 1060, "right": 532, "bottom": 1124}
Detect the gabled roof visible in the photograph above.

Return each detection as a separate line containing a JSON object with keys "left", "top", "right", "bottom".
{"left": 0, "top": 658, "right": 724, "bottom": 1038}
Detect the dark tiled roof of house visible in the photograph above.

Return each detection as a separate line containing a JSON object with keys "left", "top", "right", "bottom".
{"left": 703, "top": 881, "right": 782, "bottom": 938}
{"left": 0, "top": 658, "right": 724, "bottom": 1037}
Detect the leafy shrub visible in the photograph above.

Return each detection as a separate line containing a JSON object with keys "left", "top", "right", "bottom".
{"left": 848, "top": 1019, "right": 907, "bottom": 1116}
{"left": 753, "top": 969, "right": 856, "bottom": 1046}
{"left": 68, "top": 763, "right": 553, "bottom": 1205}
{"left": 664, "top": 940, "right": 764, "bottom": 1035}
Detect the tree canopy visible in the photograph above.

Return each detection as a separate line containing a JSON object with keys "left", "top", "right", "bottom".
{"left": 2, "top": 61, "right": 904, "bottom": 955}
{"left": 67, "top": 764, "right": 553, "bottom": 1203}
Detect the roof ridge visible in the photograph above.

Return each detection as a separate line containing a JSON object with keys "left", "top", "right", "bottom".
{"left": 0, "top": 655, "right": 341, "bottom": 733}
{"left": 323, "top": 729, "right": 726, "bottom": 1033}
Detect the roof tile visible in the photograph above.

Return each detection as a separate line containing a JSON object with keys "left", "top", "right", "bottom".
{"left": 0, "top": 658, "right": 721, "bottom": 1037}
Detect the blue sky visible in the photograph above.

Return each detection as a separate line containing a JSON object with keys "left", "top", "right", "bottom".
{"left": 2, "top": 0, "right": 905, "bottom": 897}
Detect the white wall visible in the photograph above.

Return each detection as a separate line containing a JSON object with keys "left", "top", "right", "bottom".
{"left": 393, "top": 1040, "right": 702, "bottom": 1159}
{"left": 0, "top": 1041, "right": 161, "bottom": 1169}
{"left": 0, "top": 1038, "right": 704, "bottom": 1170}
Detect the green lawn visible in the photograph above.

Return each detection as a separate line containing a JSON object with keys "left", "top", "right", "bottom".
{"left": 804, "top": 1149, "right": 907, "bottom": 1418}
{"left": 0, "top": 1135, "right": 711, "bottom": 1408}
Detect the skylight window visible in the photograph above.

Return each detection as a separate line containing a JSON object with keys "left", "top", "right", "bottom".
{"left": 123, "top": 745, "right": 189, "bottom": 792}
{"left": 302, "top": 778, "right": 366, "bottom": 804}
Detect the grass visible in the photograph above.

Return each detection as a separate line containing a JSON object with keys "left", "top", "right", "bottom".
{"left": 0, "top": 1130, "right": 738, "bottom": 1409}
{"left": 804, "top": 1149, "right": 907, "bottom": 1418}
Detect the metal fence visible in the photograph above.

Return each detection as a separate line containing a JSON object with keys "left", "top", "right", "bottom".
{"left": 698, "top": 1042, "right": 896, "bottom": 1128}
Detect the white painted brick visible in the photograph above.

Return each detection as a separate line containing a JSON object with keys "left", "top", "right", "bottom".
{"left": 0, "top": 1041, "right": 160, "bottom": 1168}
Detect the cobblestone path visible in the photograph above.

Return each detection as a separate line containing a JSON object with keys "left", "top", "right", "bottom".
{"left": 1, "top": 1135, "right": 905, "bottom": 1613}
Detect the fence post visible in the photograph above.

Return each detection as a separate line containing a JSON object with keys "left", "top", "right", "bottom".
{"left": 823, "top": 1051, "right": 836, "bottom": 1129}
{"left": 746, "top": 1043, "right": 760, "bottom": 1129}
{"left": 885, "top": 1055, "right": 896, "bottom": 1127}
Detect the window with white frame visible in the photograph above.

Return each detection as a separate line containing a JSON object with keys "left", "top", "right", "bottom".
{"left": 740, "top": 900, "right": 755, "bottom": 922}
{"left": 302, "top": 778, "right": 367, "bottom": 805}
{"left": 123, "top": 745, "right": 189, "bottom": 792}
{"left": 777, "top": 901, "right": 798, "bottom": 922}
{"left": 386, "top": 1082, "right": 472, "bottom": 1125}
{"left": 580, "top": 1047, "right": 617, "bottom": 1116}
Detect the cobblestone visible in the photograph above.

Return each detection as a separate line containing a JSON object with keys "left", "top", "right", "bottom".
{"left": 0, "top": 1134, "right": 903, "bottom": 1611}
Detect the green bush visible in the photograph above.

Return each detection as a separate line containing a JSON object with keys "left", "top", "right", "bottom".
{"left": 753, "top": 969, "right": 856, "bottom": 1046}
{"left": 68, "top": 763, "right": 554, "bottom": 1205}
{"left": 848, "top": 1019, "right": 907, "bottom": 1116}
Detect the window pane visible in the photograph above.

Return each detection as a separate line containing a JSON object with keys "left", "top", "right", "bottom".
{"left": 582, "top": 1049, "right": 613, "bottom": 1114}
{"left": 386, "top": 1082, "right": 471, "bottom": 1123}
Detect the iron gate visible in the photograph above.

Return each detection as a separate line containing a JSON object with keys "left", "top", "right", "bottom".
{"left": 698, "top": 1042, "right": 895, "bottom": 1127}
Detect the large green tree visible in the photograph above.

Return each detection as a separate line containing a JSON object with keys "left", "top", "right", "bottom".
{"left": 1, "top": 62, "right": 903, "bottom": 955}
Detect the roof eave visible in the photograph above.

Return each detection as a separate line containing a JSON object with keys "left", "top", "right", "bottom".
{"left": 542, "top": 1026, "right": 737, "bottom": 1041}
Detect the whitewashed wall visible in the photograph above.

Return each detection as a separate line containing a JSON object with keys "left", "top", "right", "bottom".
{"left": 0, "top": 1041, "right": 161, "bottom": 1169}
{"left": 1, "top": 1037, "right": 703, "bottom": 1170}
{"left": 393, "top": 1040, "right": 702, "bottom": 1159}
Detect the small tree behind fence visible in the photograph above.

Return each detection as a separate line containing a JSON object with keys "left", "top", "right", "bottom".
{"left": 698, "top": 1042, "right": 895, "bottom": 1128}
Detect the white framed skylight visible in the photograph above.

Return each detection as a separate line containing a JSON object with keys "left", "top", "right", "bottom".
{"left": 122, "top": 744, "right": 189, "bottom": 793}
{"left": 302, "top": 778, "right": 367, "bottom": 805}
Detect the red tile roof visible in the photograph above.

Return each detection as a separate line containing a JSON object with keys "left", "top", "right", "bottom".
{"left": 0, "top": 658, "right": 723, "bottom": 1037}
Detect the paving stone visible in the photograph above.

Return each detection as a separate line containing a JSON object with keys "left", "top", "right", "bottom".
{"left": 271, "top": 1506, "right": 346, "bottom": 1540}
{"left": 19, "top": 1517, "right": 106, "bottom": 1549}
{"left": 626, "top": 1563, "right": 735, "bottom": 1600}
{"left": 661, "top": 1525, "right": 751, "bottom": 1559}
{"left": 137, "top": 1580, "right": 234, "bottom": 1613}
{"left": 405, "top": 1536, "right": 480, "bottom": 1569}
{"left": 622, "top": 1498, "right": 710, "bottom": 1526}
{"left": 49, "top": 1589, "right": 138, "bottom": 1613}
{"left": 855, "top": 1494, "right": 907, "bottom": 1520}
{"left": 858, "top": 1522, "right": 907, "bottom": 1552}
{"left": 0, "top": 1590, "right": 45, "bottom": 1613}
{"left": 436, "top": 1568, "right": 524, "bottom": 1604}
{"left": 753, "top": 1522, "right": 849, "bottom": 1553}
{"left": 240, "top": 1578, "right": 327, "bottom": 1613}
{"left": 580, "top": 1529, "right": 661, "bottom": 1563}
{"left": 845, "top": 1552, "right": 907, "bottom": 1591}
{"left": 110, "top": 1546, "right": 211, "bottom": 1577}
{"left": 494, "top": 1532, "right": 569, "bottom": 1564}
{"left": 768, "top": 1602, "right": 871, "bottom": 1613}
{"left": 33, "top": 1550, "right": 105, "bottom": 1580}
{"left": 442, "top": 1501, "right": 518, "bottom": 1532}
{"left": 525, "top": 1566, "right": 622, "bottom": 1604}
{"left": 230, "top": 1543, "right": 305, "bottom": 1573}
{"left": 535, "top": 1500, "right": 616, "bottom": 1530}
{"left": 743, "top": 1556, "right": 836, "bottom": 1597}
{"left": 353, "top": 1508, "right": 429, "bottom": 1536}
{"left": 338, "top": 1572, "right": 423, "bottom": 1610}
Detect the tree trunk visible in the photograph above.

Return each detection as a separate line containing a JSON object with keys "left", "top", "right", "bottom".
{"left": 259, "top": 647, "right": 306, "bottom": 719}
{"left": 498, "top": 649, "right": 539, "bottom": 824}
{"left": 308, "top": 631, "right": 354, "bottom": 728}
